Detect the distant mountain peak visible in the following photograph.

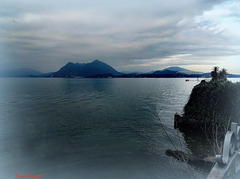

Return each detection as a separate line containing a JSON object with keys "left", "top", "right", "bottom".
{"left": 161, "top": 66, "right": 190, "bottom": 72}
{"left": 91, "top": 60, "right": 107, "bottom": 65}
{"left": 151, "top": 66, "right": 203, "bottom": 76}
{"left": 53, "top": 60, "right": 122, "bottom": 77}
{"left": 156, "top": 66, "right": 202, "bottom": 75}
{"left": 92, "top": 59, "right": 101, "bottom": 63}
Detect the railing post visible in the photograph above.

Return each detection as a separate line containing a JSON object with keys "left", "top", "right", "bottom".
{"left": 231, "top": 122, "right": 238, "bottom": 137}
{"left": 207, "top": 122, "right": 240, "bottom": 179}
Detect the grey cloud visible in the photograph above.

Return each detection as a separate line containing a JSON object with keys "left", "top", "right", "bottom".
{"left": 0, "top": 0, "right": 238, "bottom": 73}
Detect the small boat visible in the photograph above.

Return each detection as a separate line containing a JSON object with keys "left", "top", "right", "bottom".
{"left": 185, "top": 79, "right": 189, "bottom": 82}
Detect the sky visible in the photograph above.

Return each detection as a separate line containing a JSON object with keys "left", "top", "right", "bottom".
{"left": 0, "top": 0, "right": 239, "bottom": 73}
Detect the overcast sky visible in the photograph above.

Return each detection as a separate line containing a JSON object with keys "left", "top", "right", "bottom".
{"left": 0, "top": 0, "right": 239, "bottom": 73}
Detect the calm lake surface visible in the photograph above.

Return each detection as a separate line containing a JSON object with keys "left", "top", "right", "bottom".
{"left": 0, "top": 78, "right": 239, "bottom": 178}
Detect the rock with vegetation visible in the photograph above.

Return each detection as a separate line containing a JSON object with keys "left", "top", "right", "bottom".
{"left": 183, "top": 67, "right": 240, "bottom": 127}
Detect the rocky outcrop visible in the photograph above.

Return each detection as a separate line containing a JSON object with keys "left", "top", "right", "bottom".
{"left": 174, "top": 113, "right": 203, "bottom": 129}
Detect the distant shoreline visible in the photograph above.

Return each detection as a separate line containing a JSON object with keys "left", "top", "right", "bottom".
{"left": 1, "top": 76, "right": 240, "bottom": 79}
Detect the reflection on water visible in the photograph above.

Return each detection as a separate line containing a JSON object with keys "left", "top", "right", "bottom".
{"left": 2, "top": 78, "right": 239, "bottom": 178}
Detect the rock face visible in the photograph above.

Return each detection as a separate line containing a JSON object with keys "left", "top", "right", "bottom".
{"left": 174, "top": 81, "right": 240, "bottom": 135}
{"left": 174, "top": 113, "right": 203, "bottom": 129}
{"left": 183, "top": 80, "right": 240, "bottom": 126}
{"left": 53, "top": 60, "right": 122, "bottom": 77}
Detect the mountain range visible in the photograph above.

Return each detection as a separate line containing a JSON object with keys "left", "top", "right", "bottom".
{"left": 0, "top": 60, "right": 239, "bottom": 78}
{"left": 0, "top": 68, "right": 43, "bottom": 77}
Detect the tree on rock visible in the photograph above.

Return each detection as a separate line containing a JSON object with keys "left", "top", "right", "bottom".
{"left": 211, "top": 67, "right": 227, "bottom": 81}
{"left": 211, "top": 67, "right": 219, "bottom": 81}
{"left": 219, "top": 68, "right": 227, "bottom": 81}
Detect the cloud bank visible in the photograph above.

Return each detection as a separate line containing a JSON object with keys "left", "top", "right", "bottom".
{"left": 0, "top": 0, "right": 239, "bottom": 73}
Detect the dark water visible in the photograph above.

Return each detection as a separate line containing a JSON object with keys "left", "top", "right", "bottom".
{"left": 0, "top": 78, "right": 221, "bottom": 179}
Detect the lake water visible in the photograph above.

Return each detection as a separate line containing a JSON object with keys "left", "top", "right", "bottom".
{"left": 0, "top": 78, "right": 238, "bottom": 179}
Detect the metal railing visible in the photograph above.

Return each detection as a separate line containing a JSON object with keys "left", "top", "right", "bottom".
{"left": 207, "top": 122, "right": 240, "bottom": 179}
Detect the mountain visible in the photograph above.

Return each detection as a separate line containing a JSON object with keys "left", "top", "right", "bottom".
{"left": 1, "top": 64, "right": 239, "bottom": 78}
{"left": 53, "top": 60, "right": 122, "bottom": 77}
{"left": 153, "top": 67, "right": 202, "bottom": 75}
{"left": 163, "top": 67, "right": 189, "bottom": 72}
{"left": 153, "top": 70, "right": 186, "bottom": 76}
{"left": 228, "top": 74, "right": 240, "bottom": 78}
{"left": 0, "top": 68, "right": 43, "bottom": 77}
{"left": 130, "top": 66, "right": 203, "bottom": 78}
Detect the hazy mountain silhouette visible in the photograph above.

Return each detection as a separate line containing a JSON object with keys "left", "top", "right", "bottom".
{"left": 53, "top": 60, "right": 122, "bottom": 77}
{"left": 153, "top": 67, "right": 202, "bottom": 75}
{"left": 1, "top": 63, "right": 239, "bottom": 78}
{"left": 162, "top": 67, "right": 189, "bottom": 72}
{"left": 0, "top": 68, "right": 43, "bottom": 77}
{"left": 120, "top": 66, "right": 204, "bottom": 78}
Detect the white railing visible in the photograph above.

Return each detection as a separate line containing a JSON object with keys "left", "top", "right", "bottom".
{"left": 207, "top": 122, "right": 240, "bottom": 179}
